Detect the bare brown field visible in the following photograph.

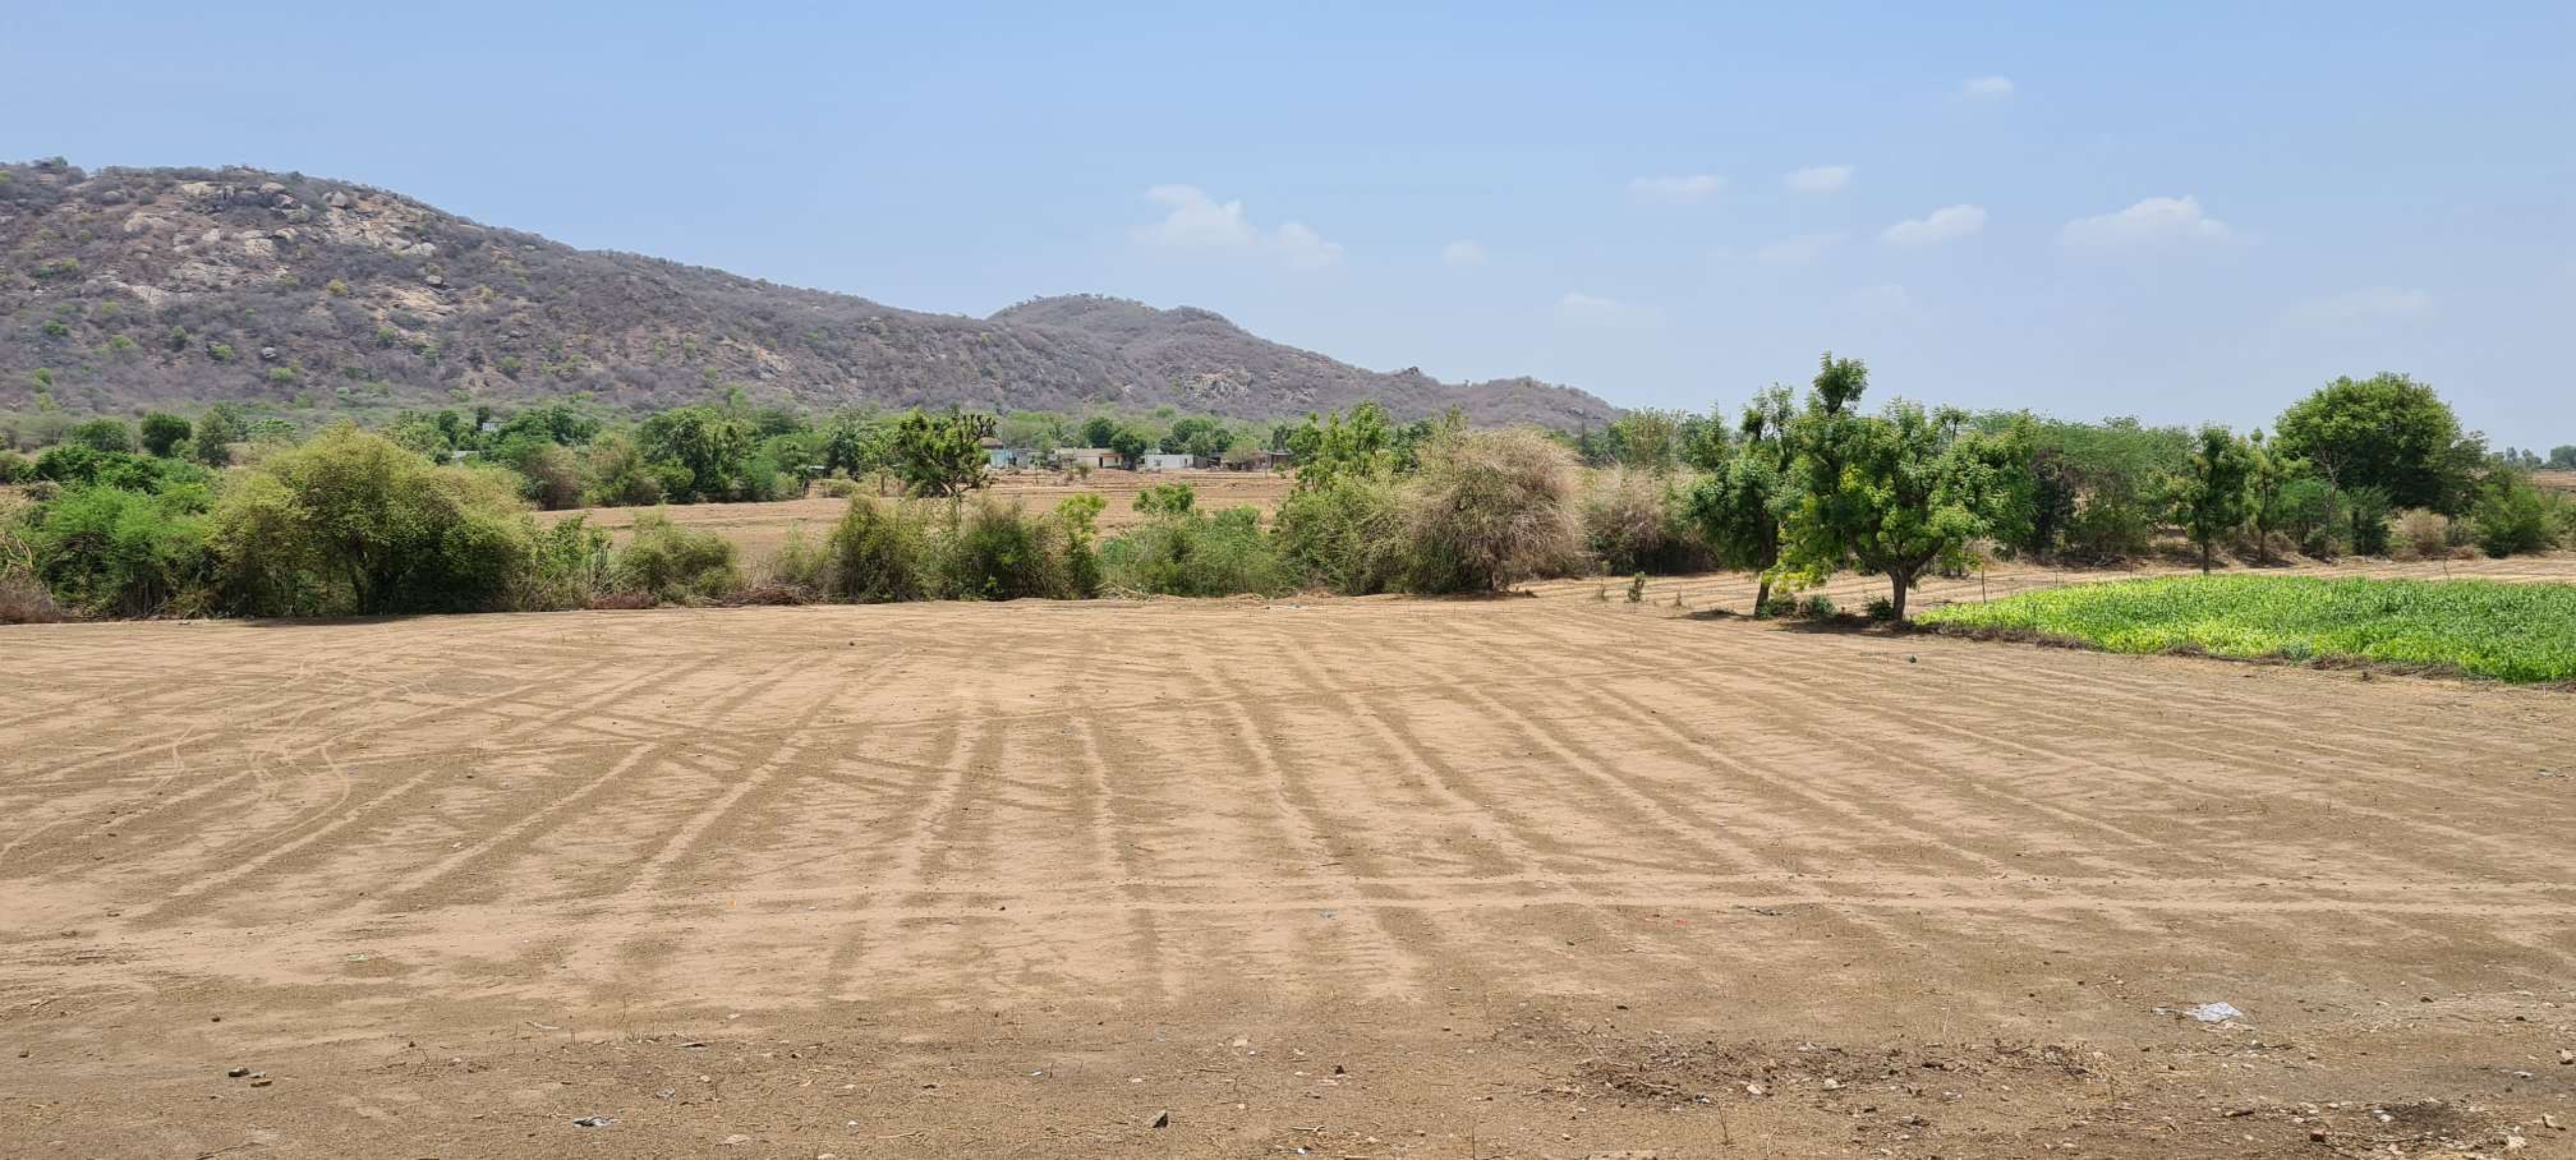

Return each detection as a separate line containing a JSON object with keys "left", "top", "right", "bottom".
{"left": 543, "top": 469, "right": 1294, "bottom": 555}
{"left": 5, "top": 587, "right": 2575, "bottom": 1158}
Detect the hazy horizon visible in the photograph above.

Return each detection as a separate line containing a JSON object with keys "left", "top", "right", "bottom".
{"left": 8, "top": 1, "right": 2571, "bottom": 444}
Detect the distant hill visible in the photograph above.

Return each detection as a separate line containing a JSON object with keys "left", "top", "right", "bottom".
{"left": 0, "top": 159, "right": 1618, "bottom": 428}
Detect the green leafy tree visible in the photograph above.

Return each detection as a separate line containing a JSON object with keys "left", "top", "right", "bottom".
{"left": 889, "top": 410, "right": 995, "bottom": 498}
{"left": 2242, "top": 429, "right": 2302, "bottom": 564}
{"left": 138, "top": 413, "right": 192, "bottom": 458}
{"left": 2548, "top": 445, "right": 2576, "bottom": 470}
{"left": 492, "top": 401, "right": 601, "bottom": 448}
{"left": 65, "top": 418, "right": 132, "bottom": 453}
{"left": 1684, "top": 386, "right": 1796, "bottom": 614}
{"left": 1775, "top": 355, "right": 2024, "bottom": 621}
{"left": 191, "top": 403, "right": 249, "bottom": 468}
{"left": 637, "top": 406, "right": 754, "bottom": 501}
{"left": 2273, "top": 373, "right": 2484, "bottom": 512}
{"left": 1106, "top": 424, "right": 1152, "bottom": 469}
{"left": 2167, "top": 426, "right": 2255, "bottom": 574}
{"left": 1290, "top": 403, "right": 1396, "bottom": 491}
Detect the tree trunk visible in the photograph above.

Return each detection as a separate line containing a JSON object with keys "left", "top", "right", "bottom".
{"left": 1890, "top": 572, "right": 1910, "bottom": 622}
{"left": 2200, "top": 538, "right": 2213, "bottom": 575}
{"left": 1753, "top": 577, "right": 1772, "bottom": 618}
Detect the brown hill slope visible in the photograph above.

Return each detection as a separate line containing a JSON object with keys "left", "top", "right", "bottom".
{"left": 0, "top": 159, "right": 1617, "bottom": 427}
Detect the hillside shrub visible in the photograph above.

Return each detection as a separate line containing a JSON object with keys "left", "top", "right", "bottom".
{"left": 0, "top": 449, "right": 29, "bottom": 483}
{"left": 825, "top": 496, "right": 928, "bottom": 603}
{"left": 609, "top": 512, "right": 741, "bottom": 604}
{"left": 1397, "top": 428, "right": 1583, "bottom": 593}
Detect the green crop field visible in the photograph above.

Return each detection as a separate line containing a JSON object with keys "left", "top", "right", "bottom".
{"left": 1917, "top": 575, "right": 2576, "bottom": 683}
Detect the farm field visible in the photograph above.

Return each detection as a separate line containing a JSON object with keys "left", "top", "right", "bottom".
{"left": 6, "top": 582, "right": 2575, "bottom": 1158}
{"left": 543, "top": 469, "right": 1296, "bottom": 554}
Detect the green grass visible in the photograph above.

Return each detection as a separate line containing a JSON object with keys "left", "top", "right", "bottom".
{"left": 1916, "top": 575, "right": 2576, "bottom": 683}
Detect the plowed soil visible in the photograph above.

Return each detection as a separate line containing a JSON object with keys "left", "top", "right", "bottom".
{"left": 5, "top": 578, "right": 2574, "bottom": 1158}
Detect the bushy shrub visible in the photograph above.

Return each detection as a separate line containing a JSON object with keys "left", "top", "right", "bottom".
{"left": 207, "top": 426, "right": 552, "bottom": 616}
{"left": 1101, "top": 505, "right": 1296, "bottom": 597}
{"left": 509, "top": 516, "right": 611, "bottom": 611}
{"left": 1056, "top": 493, "right": 1105, "bottom": 599}
{"left": 2393, "top": 509, "right": 2450, "bottom": 561}
{"left": 2471, "top": 473, "right": 2557, "bottom": 558}
{"left": 1794, "top": 594, "right": 1838, "bottom": 618}
{"left": 1273, "top": 472, "right": 1402, "bottom": 595}
{"left": 934, "top": 499, "right": 1075, "bottom": 600}
{"left": 825, "top": 496, "right": 928, "bottom": 602}
{"left": 0, "top": 449, "right": 29, "bottom": 483}
{"left": 23, "top": 484, "right": 211, "bottom": 617}
{"left": 1398, "top": 428, "right": 1584, "bottom": 593}
{"left": 65, "top": 418, "right": 132, "bottom": 453}
{"left": 815, "top": 476, "right": 868, "bottom": 499}
{"left": 1583, "top": 468, "right": 1709, "bottom": 574}
{"left": 33, "top": 444, "right": 206, "bottom": 493}
{"left": 1863, "top": 595, "right": 1897, "bottom": 622}
{"left": 757, "top": 525, "right": 832, "bottom": 600}
{"left": 610, "top": 512, "right": 741, "bottom": 604}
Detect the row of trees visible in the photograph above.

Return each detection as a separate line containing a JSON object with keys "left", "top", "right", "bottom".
{"left": 5, "top": 362, "right": 2568, "bottom": 624}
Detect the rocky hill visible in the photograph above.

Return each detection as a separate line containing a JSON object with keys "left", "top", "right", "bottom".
{"left": 0, "top": 159, "right": 1618, "bottom": 427}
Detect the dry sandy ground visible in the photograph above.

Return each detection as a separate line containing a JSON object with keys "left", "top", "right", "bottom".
{"left": 4, "top": 583, "right": 2575, "bottom": 1159}
{"left": 544, "top": 470, "right": 1294, "bottom": 555}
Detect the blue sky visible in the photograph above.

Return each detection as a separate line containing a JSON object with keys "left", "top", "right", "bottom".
{"left": 11, "top": 2, "right": 2572, "bottom": 441}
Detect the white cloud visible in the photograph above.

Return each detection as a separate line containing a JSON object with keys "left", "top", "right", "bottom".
{"left": 1881, "top": 204, "right": 1987, "bottom": 247}
{"left": 1629, "top": 174, "right": 1727, "bottom": 204}
{"left": 1556, "top": 292, "right": 1663, "bottom": 328}
{"left": 2286, "top": 286, "right": 2435, "bottom": 325}
{"left": 1441, "top": 239, "right": 1488, "bottom": 267}
{"left": 1754, "top": 231, "right": 1848, "bottom": 266}
{"left": 1131, "top": 184, "right": 1344, "bottom": 269}
{"left": 2059, "top": 195, "right": 2232, "bottom": 253}
{"left": 1962, "top": 75, "right": 2015, "bottom": 99}
{"left": 1783, "top": 165, "right": 1853, "bottom": 194}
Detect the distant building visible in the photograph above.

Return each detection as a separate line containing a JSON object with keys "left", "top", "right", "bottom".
{"left": 1224, "top": 448, "right": 1288, "bottom": 472}
{"left": 1054, "top": 447, "right": 1125, "bottom": 471}
{"left": 1139, "top": 453, "right": 1201, "bottom": 472}
{"left": 988, "top": 447, "right": 1035, "bottom": 468}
